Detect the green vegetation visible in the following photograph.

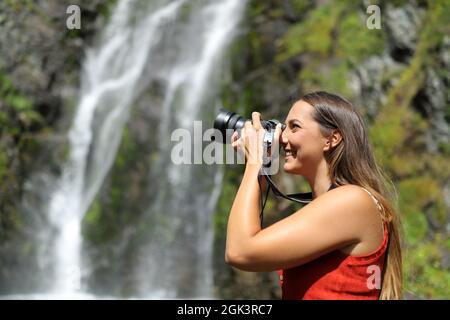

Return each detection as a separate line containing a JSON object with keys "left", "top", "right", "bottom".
{"left": 277, "top": 1, "right": 384, "bottom": 97}
{"left": 216, "top": 0, "right": 450, "bottom": 299}
{"left": 83, "top": 126, "right": 139, "bottom": 245}
{"left": 277, "top": 4, "right": 342, "bottom": 60}
{"left": 368, "top": 0, "right": 449, "bottom": 297}
{"left": 337, "top": 11, "right": 384, "bottom": 62}
{"left": 0, "top": 73, "right": 43, "bottom": 130}
{"left": 0, "top": 0, "right": 448, "bottom": 299}
{"left": 4, "top": 0, "right": 33, "bottom": 11}
{"left": 0, "top": 71, "right": 43, "bottom": 242}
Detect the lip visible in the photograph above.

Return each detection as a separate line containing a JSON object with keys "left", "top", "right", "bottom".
{"left": 284, "top": 149, "right": 295, "bottom": 159}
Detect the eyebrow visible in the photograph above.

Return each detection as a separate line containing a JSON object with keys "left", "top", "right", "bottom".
{"left": 286, "top": 119, "right": 303, "bottom": 126}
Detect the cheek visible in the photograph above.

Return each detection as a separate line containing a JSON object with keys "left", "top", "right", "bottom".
{"left": 296, "top": 132, "right": 325, "bottom": 157}
{"left": 288, "top": 131, "right": 306, "bottom": 149}
{"left": 294, "top": 131, "right": 314, "bottom": 150}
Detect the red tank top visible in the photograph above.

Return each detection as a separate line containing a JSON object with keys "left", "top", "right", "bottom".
{"left": 278, "top": 222, "right": 389, "bottom": 300}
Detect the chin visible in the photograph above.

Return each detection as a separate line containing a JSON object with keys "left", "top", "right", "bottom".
{"left": 283, "top": 163, "right": 292, "bottom": 173}
{"left": 283, "top": 157, "right": 306, "bottom": 175}
{"left": 283, "top": 162, "right": 300, "bottom": 174}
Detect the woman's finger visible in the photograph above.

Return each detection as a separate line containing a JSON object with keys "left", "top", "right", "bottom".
{"left": 274, "top": 123, "right": 282, "bottom": 140}
{"left": 273, "top": 123, "right": 282, "bottom": 150}
{"left": 231, "top": 131, "right": 239, "bottom": 143}
{"left": 252, "top": 112, "right": 262, "bottom": 130}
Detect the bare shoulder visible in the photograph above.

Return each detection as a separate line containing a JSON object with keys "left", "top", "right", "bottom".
{"left": 226, "top": 184, "right": 385, "bottom": 271}
{"left": 317, "top": 184, "right": 380, "bottom": 211}
{"left": 313, "top": 184, "right": 379, "bottom": 214}
{"left": 310, "top": 184, "right": 383, "bottom": 242}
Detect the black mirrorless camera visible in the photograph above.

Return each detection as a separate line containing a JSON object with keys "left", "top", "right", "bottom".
{"left": 213, "top": 108, "right": 313, "bottom": 208}
{"left": 213, "top": 108, "right": 284, "bottom": 169}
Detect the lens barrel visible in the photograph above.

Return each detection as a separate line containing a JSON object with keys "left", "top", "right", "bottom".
{"left": 213, "top": 108, "right": 282, "bottom": 143}
{"left": 213, "top": 108, "right": 246, "bottom": 143}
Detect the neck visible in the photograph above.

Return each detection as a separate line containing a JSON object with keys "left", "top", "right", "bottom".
{"left": 305, "top": 159, "right": 332, "bottom": 199}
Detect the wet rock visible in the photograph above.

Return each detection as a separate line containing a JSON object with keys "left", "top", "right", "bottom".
{"left": 441, "top": 248, "right": 450, "bottom": 270}
{"left": 384, "top": 4, "right": 425, "bottom": 63}
{"left": 349, "top": 54, "right": 403, "bottom": 118}
{"left": 0, "top": 0, "right": 112, "bottom": 294}
{"left": 413, "top": 69, "right": 450, "bottom": 153}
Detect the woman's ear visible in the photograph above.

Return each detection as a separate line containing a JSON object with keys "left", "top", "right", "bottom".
{"left": 323, "top": 130, "right": 342, "bottom": 151}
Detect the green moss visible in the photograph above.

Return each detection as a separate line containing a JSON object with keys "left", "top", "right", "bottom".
{"left": 0, "top": 73, "right": 43, "bottom": 128}
{"left": 403, "top": 210, "right": 428, "bottom": 245}
{"left": 388, "top": 154, "right": 423, "bottom": 178}
{"left": 4, "top": 0, "right": 33, "bottom": 11}
{"left": 96, "top": 0, "right": 118, "bottom": 18}
{"left": 268, "top": 8, "right": 284, "bottom": 19}
{"left": 427, "top": 154, "right": 450, "bottom": 179}
{"left": 291, "top": 0, "right": 313, "bottom": 15}
{"left": 399, "top": 177, "right": 439, "bottom": 213}
{"left": 279, "top": 2, "right": 388, "bottom": 98}
{"left": 0, "top": 110, "right": 7, "bottom": 126}
{"left": 299, "top": 61, "right": 353, "bottom": 97}
{"left": 179, "top": 2, "right": 193, "bottom": 22}
{"left": 369, "top": 0, "right": 441, "bottom": 164}
{"left": 404, "top": 240, "right": 450, "bottom": 298}
{"left": 371, "top": 107, "right": 408, "bottom": 161}
{"left": 398, "top": 178, "right": 431, "bottom": 246}
{"left": 276, "top": 3, "right": 343, "bottom": 61}
{"left": 82, "top": 125, "right": 135, "bottom": 245}
{"left": 222, "top": 0, "right": 450, "bottom": 299}
{"left": 114, "top": 126, "right": 136, "bottom": 169}
{"left": 389, "top": 124, "right": 449, "bottom": 297}
{"left": 336, "top": 12, "right": 384, "bottom": 63}
{"left": 0, "top": 148, "right": 7, "bottom": 182}
{"left": 84, "top": 198, "right": 102, "bottom": 226}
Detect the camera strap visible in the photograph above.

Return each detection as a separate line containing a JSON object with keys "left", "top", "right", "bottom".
{"left": 262, "top": 171, "right": 338, "bottom": 204}
{"left": 258, "top": 172, "right": 337, "bottom": 227}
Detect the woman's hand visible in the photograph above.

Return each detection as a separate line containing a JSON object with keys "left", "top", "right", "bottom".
{"left": 231, "top": 112, "right": 282, "bottom": 168}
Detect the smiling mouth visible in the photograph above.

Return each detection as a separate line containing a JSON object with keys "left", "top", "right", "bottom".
{"left": 284, "top": 149, "right": 295, "bottom": 158}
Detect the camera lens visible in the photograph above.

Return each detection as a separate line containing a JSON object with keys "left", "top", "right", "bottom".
{"left": 213, "top": 108, "right": 246, "bottom": 143}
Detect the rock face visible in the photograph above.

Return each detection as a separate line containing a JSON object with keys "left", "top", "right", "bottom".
{"left": 384, "top": 4, "right": 425, "bottom": 62}
{"left": 349, "top": 54, "right": 402, "bottom": 118}
{"left": 0, "top": 1, "right": 448, "bottom": 299}
{"left": 214, "top": 0, "right": 450, "bottom": 299}
{"left": 0, "top": 1, "right": 112, "bottom": 124}
{"left": 0, "top": 0, "right": 113, "bottom": 293}
{"left": 414, "top": 68, "right": 450, "bottom": 153}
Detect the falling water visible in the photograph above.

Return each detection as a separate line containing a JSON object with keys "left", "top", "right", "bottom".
{"left": 40, "top": 0, "right": 245, "bottom": 298}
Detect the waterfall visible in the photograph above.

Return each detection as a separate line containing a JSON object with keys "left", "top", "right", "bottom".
{"left": 40, "top": 0, "right": 245, "bottom": 298}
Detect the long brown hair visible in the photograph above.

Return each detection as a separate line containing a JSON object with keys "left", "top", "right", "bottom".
{"left": 302, "top": 91, "right": 403, "bottom": 300}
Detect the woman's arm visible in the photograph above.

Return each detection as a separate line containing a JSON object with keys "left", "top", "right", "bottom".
{"left": 224, "top": 113, "right": 383, "bottom": 272}
{"left": 225, "top": 163, "right": 263, "bottom": 264}
{"left": 225, "top": 112, "right": 272, "bottom": 264}
{"left": 226, "top": 184, "right": 382, "bottom": 272}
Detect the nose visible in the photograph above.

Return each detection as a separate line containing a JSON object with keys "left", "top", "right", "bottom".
{"left": 280, "top": 125, "right": 288, "bottom": 145}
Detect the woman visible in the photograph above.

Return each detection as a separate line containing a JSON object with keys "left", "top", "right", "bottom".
{"left": 225, "top": 91, "right": 402, "bottom": 300}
